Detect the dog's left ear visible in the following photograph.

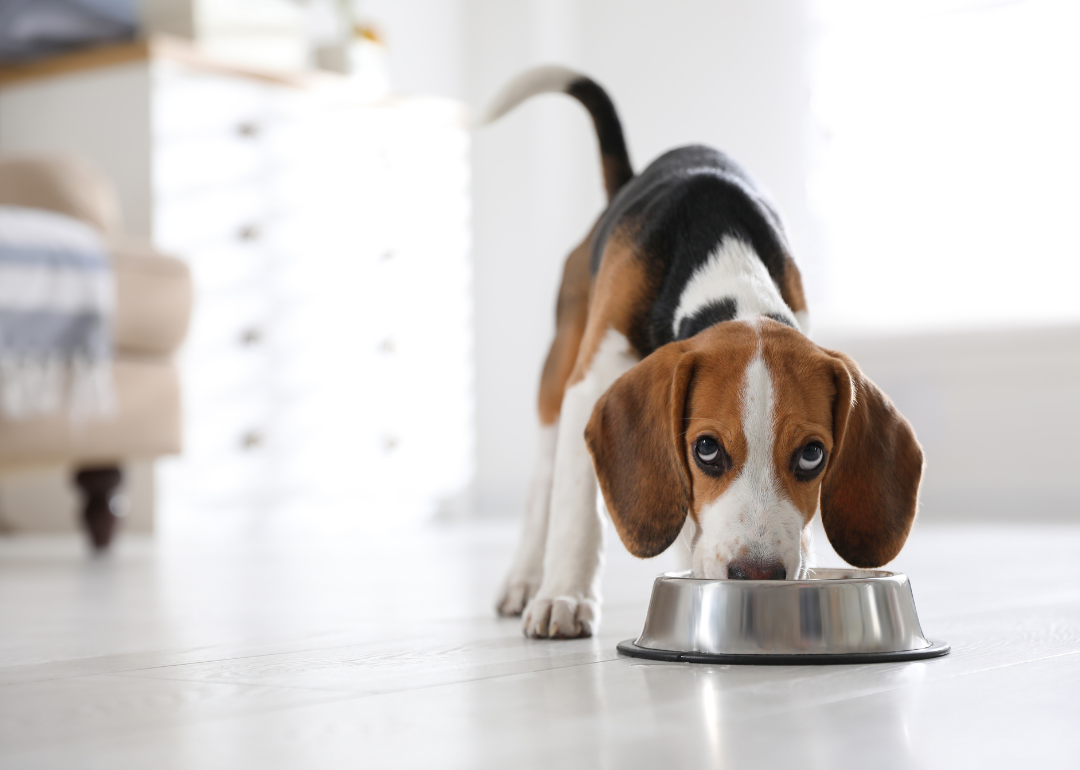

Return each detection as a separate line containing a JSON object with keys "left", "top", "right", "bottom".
{"left": 820, "top": 351, "right": 924, "bottom": 568}
{"left": 585, "top": 342, "right": 695, "bottom": 559}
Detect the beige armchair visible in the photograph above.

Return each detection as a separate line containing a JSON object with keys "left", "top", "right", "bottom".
{"left": 0, "top": 155, "right": 191, "bottom": 548}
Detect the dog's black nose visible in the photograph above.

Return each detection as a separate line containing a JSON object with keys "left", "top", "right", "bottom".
{"left": 727, "top": 558, "right": 787, "bottom": 580}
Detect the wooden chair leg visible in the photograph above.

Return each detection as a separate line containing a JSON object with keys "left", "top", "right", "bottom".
{"left": 74, "top": 466, "right": 123, "bottom": 551}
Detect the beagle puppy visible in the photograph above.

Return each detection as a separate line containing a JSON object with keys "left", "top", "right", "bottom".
{"left": 485, "top": 67, "right": 923, "bottom": 639}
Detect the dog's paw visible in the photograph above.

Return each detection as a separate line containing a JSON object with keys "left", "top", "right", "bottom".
{"left": 522, "top": 594, "right": 599, "bottom": 638}
{"left": 495, "top": 578, "right": 540, "bottom": 617}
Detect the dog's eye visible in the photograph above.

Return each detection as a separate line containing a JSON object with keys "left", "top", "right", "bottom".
{"left": 799, "top": 443, "right": 824, "bottom": 470}
{"left": 793, "top": 442, "right": 827, "bottom": 481}
{"left": 692, "top": 436, "right": 729, "bottom": 477}
{"left": 695, "top": 436, "right": 720, "bottom": 462}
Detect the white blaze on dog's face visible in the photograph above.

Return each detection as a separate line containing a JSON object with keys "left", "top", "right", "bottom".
{"left": 683, "top": 328, "right": 833, "bottom": 580}
{"left": 585, "top": 318, "right": 923, "bottom": 580}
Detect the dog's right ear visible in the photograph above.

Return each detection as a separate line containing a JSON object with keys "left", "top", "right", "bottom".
{"left": 819, "top": 350, "right": 924, "bottom": 568}
{"left": 585, "top": 342, "right": 695, "bottom": 558}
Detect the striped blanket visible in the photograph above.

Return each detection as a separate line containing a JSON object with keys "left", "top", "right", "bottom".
{"left": 0, "top": 205, "right": 114, "bottom": 420}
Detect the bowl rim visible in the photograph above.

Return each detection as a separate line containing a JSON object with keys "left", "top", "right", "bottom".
{"left": 630, "top": 569, "right": 947, "bottom": 664}
{"left": 657, "top": 567, "right": 904, "bottom": 585}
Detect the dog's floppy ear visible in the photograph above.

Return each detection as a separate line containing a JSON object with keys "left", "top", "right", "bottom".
{"left": 820, "top": 351, "right": 924, "bottom": 568}
{"left": 585, "top": 342, "right": 695, "bottom": 558}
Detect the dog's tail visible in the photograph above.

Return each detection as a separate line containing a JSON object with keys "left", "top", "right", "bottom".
{"left": 479, "top": 65, "right": 633, "bottom": 201}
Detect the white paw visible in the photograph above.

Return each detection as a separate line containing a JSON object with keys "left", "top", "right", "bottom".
{"left": 522, "top": 594, "right": 599, "bottom": 638}
{"left": 495, "top": 578, "right": 540, "bottom": 617}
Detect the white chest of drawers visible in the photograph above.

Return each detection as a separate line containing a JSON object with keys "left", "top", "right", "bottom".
{"left": 0, "top": 39, "right": 473, "bottom": 535}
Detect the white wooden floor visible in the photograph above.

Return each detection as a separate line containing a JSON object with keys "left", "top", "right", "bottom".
{"left": 2, "top": 519, "right": 1079, "bottom": 769}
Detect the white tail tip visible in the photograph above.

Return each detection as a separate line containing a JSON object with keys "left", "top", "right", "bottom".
{"left": 475, "top": 65, "right": 583, "bottom": 128}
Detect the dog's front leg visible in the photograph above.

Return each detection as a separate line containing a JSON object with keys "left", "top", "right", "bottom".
{"left": 496, "top": 424, "right": 557, "bottom": 616}
{"left": 523, "top": 330, "right": 636, "bottom": 638}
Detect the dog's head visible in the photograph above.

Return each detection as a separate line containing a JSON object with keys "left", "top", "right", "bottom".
{"left": 585, "top": 318, "right": 923, "bottom": 579}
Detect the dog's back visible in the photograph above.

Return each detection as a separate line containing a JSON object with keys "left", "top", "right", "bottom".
{"left": 589, "top": 144, "right": 804, "bottom": 353}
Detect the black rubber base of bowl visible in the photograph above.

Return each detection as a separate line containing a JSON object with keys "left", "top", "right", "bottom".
{"left": 617, "top": 639, "right": 951, "bottom": 665}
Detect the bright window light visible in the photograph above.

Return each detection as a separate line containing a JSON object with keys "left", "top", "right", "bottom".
{"left": 809, "top": 0, "right": 1080, "bottom": 334}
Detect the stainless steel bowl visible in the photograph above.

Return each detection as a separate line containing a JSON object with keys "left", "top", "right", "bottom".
{"left": 618, "top": 568, "right": 949, "bottom": 664}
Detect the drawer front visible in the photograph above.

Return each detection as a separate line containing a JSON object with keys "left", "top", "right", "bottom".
{"left": 182, "top": 390, "right": 274, "bottom": 459}
{"left": 153, "top": 61, "right": 276, "bottom": 140}
{"left": 185, "top": 288, "right": 273, "bottom": 353}
{"left": 153, "top": 135, "right": 267, "bottom": 197}
{"left": 154, "top": 185, "right": 268, "bottom": 253}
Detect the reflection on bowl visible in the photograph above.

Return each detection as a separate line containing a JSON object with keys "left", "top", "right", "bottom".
{"left": 618, "top": 569, "right": 949, "bottom": 665}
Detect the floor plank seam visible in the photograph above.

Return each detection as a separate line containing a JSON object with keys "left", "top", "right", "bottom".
{"left": 0, "top": 628, "right": 533, "bottom": 685}
{"left": 108, "top": 652, "right": 627, "bottom": 700}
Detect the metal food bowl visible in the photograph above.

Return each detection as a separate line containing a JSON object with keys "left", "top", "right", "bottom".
{"left": 618, "top": 569, "right": 949, "bottom": 665}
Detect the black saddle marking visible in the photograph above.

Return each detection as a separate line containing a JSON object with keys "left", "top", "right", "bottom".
{"left": 676, "top": 298, "right": 739, "bottom": 341}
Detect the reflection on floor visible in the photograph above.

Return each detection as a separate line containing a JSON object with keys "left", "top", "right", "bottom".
{"left": 1, "top": 519, "right": 1079, "bottom": 768}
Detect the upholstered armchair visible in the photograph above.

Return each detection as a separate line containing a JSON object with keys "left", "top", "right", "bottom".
{"left": 0, "top": 155, "right": 191, "bottom": 548}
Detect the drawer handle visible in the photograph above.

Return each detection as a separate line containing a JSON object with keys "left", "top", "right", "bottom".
{"left": 381, "top": 249, "right": 395, "bottom": 261}
{"left": 382, "top": 435, "right": 398, "bottom": 453}
{"left": 240, "top": 430, "right": 265, "bottom": 450}
{"left": 379, "top": 338, "right": 395, "bottom": 355}
{"left": 237, "top": 121, "right": 261, "bottom": 138}
{"left": 238, "top": 224, "right": 260, "bottom": 241}
{"left": 240, "top": 327, "right": 263, "bottom": 346}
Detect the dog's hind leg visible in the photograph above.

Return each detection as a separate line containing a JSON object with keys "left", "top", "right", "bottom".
{"left": 496, "top": 237, "right": 591, "bottom": 617}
